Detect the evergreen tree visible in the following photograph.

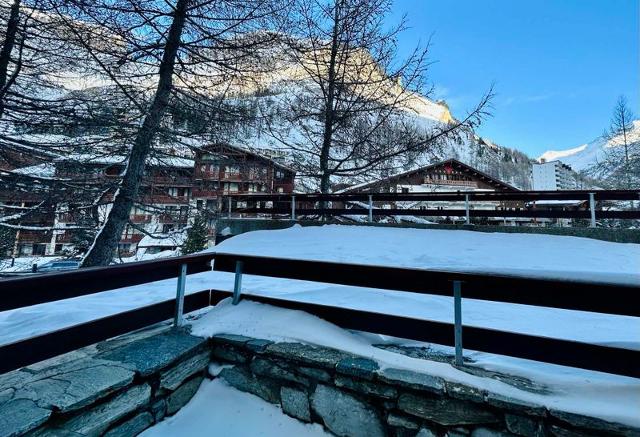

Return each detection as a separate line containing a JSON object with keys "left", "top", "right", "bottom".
{"left": 182, "top": 214, "right": 208, "bottom": 254}
{"left": 0, "top": 227, "right": 16, "bottom": 258}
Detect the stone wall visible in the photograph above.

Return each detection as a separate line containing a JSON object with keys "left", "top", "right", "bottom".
{"left": 3, "top": 326, "right": 638, "bottom": 437}
{"left": 0, "top": 326, "right": 210, "bottom": 437}
{"left": 210, "top": 333, "right": 640, "bottom": 437}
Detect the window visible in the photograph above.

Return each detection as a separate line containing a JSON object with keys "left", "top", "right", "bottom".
{"left": 32, "top": 244, "right": 46, "bottom": 256}
{"left": 275, "top": 170, "right": 284, "bottom": 179}
{"left": 277, "top": 187, "right": 284, "bottom": 193}
{"left": 225, "top": 165, "right": 239, "bottom": 175}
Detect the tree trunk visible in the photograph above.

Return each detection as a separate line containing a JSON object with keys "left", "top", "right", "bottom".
{"left": 82, "top": 0, "right": 189, "bottom": 267}
{"left": 0, "top": 0, "right": 21, "bottom": 118}
{"left": 319, "top": 0, "right": 342, "bottom": 197}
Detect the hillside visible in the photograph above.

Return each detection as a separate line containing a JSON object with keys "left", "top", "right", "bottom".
{"left": 180, "top": 35, "right": 535, "bottom": 190}
{"left": 7, "top": 28, "right": 536, "bottom": 191}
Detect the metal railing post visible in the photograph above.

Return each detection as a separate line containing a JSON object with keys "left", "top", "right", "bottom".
{"left": 453, "top": 280, "right": 463, "bottom": 366}
{"left": 232, "top": 260, "right": 244, "bottom": 305}
{"left": 173, "top": 263, "right": 187, "bottom": 327}
{"left": 291, "top": 195, "right": 296, "bottom": 221}
{"left": 368, "top": 195, "right": 373, "bottom": 223}
{"left": 464, "top": 195, "right": 470, "bottom": 225}
{"left": 227, "top": 197, "right": 232, "bottom": 219}
{"left": 589, "top": 192, "right": 596, "bottom": 228}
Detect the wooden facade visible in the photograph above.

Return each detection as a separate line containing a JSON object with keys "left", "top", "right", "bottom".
{"left": 2, "top": 143, "right": 295, "bottom": 257}
{"left": 342, "top": 159, "right": 519, "bottom": 194}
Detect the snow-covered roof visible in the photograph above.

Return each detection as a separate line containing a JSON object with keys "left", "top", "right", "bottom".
{"left": 337, "top": 158, "right": 520, "bottom": 193}
{"left": 137, "top": 233, "right": 186, "bottom": 248}
{"left": 57, "top": 153, "right": 195, "bottom": 169}
{"left": 11, "top": 163, "right": 56, "bottom": 178}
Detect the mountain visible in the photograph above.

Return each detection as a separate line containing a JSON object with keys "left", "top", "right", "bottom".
{"left": 539, "top": 120, "right": 640, "bottom": 172}
{"left": 10, "top": 27, "right": 536, "bottom": 191}
{"left": 179, "top": 35, "right": 535, "bottom": 190}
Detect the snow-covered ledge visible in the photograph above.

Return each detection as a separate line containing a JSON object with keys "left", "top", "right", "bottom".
{"left": 207, "top": 332, "right": 639, "bottom": 437}
{"left": 188, "top": 299, "right": 640, "bottom": 437}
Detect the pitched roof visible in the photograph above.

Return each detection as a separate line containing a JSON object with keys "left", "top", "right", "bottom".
{"left": 198, "top": 142, "right": 296, "bottom": 174}
{"left": 341, "top": 158, "right": 520, "bottom": 192}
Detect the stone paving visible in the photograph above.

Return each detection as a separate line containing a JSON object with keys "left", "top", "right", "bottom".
{"left": 0, "top": 325, "right": 209, "bottom": 437}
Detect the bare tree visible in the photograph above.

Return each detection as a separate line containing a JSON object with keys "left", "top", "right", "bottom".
{"left": 587, "top": 96, "right": 639, "bottom": 189}
{"left": 267, "top": 0, "right": 492, "bottom": 193}
{"left": 59, "top": 0, "right": 285, "bottom": 266}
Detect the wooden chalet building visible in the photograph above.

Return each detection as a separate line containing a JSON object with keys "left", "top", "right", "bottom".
{"left": 340, "top": 158, "right": 526, "bottom": 225}
{"left": 2, "top": 143, "right": 295, "bottom": 257}
{"left": 192, "top": 143, "right": 295, "bottom": 213}
{"left": 342, "top": 159, "right": 519, "bottom": 194}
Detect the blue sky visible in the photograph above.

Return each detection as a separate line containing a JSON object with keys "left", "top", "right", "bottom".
{"left": 389, "top": 0, "right": 639, "bottom": 157}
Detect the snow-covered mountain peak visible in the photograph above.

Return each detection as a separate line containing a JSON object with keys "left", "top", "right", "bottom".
{"left": 538, "top": 120, "right": 640, "bottom": 172}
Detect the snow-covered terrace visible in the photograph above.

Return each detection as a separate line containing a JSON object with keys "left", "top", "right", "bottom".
{"left": 1, "top": 226, "right": 639, "bottom": 431}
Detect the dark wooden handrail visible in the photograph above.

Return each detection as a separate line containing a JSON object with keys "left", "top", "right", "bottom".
{"left": 212, "top": 253, "right": 640, "bottom": 317}
{"left": 226, "top": 189, "right": 640, "bottom": 202}
{"left": 232, "top": 207, "right": 640, "bottom": 220}
{"left": 1, "top": 251, "right": 638, "bottom": 377}
{"left": 0, "top": 253, "right": 215, "bottom": 312}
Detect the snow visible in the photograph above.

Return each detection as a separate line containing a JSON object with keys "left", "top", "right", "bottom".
{"left": 11, "top": 163, "right": 57, "bottom": 179}
{"left": 1, "top": 226, "right": 639, "bottom": 426}
{"left": 0, "top": 256, "right": 63, "bottom": 273}
{"left": 190, "top": 299, "right": 640, "bottom": 427}
{"left": 208, "top": 225, "right": 640, "bottom": 285}
{"left": 141, "top": 378, "right": 330, "bottom": 437}
{"left": 539, "top": 119, "right": 640, "bottom": 172}
{"left": 137, "top": 233, "right": 186, "bottom": 248}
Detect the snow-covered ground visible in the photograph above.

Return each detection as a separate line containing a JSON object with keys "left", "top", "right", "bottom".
{"left": 141, "top": 378, "right": 330, "bottom": 437}
{"left": 1, "top": 226, "right": 639, "bottom": 425}
{"left": 2, "top": 226, "right": 638, "bottom": 348}
{"left": 0, "top": 255, "right": 63, "bottom": 273}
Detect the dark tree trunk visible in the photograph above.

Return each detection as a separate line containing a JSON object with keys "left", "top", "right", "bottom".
{"left": 82, "top": 0, "right": 189, "bottom": 267}
{"left": 319, "top": 0, "right": 342, "bottom": 196}
{"left": 0, "top": 0, "right": 21, "bottom": 118}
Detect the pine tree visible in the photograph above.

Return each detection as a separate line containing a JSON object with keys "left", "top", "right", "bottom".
{"left": 0, "top": 226, "right": 16, "bottom": 258}
{"left": 182, "top": 214, "right": 208, "bottom": 255}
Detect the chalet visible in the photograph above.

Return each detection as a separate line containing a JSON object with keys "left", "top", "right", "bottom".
{"left": 342, "top": 158, "right": 519, "bottom": 194}
{"left": 2, "top": 143, "right": 295, "bottom": 257}
{"left": 340, "top": 158, "right": 525, "bottom": 225}
{"left": 192, "top": 143, "right": 295, "bottom": 213}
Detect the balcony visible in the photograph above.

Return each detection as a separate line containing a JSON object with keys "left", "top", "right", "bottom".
{"left": 141, "top": 195, "right": 190, "bottom": 205}
{"left": 423, "top": 178, "right": 478, "bottom": 187}
{"left": 148, "top": 176, "right": 193, "bottom": 186}
{"left": 194, "top": 170, "right": 221, "bottom": 180}
{"left": 192, "top": 189, "right": 219, "bottom": 198}
{"left": 159, "top": 215, "right": 188, "bottom": 225}
{"left": 130, "top": 214, "right": 152, "bottom": 224}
